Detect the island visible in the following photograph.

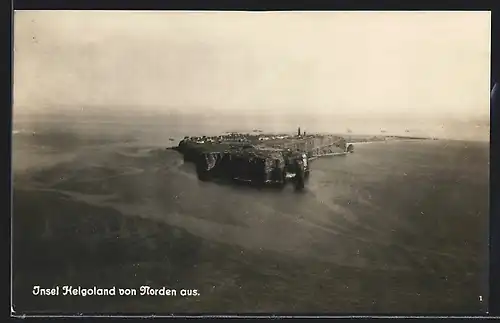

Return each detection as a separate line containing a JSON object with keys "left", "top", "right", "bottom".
{"left": 171, "top": 127, "right": 353, "bottom": 190}
{"left": 170, "top": 127, "right": 432, "bottom": 190}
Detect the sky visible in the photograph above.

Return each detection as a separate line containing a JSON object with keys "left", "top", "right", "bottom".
{"left": 13, "top": 11, "right": 491, "bottom": 122}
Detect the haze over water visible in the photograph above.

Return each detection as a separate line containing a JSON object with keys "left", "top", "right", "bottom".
{"left": 12, "top": 11, "right": 490, "bottom": 315}
{"left": 14, "top": 11, "right": 490, "bottom": 140}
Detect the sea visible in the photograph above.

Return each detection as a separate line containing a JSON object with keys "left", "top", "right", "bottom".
{"left": 11, "top": 113, "right": 490, "bottom": 315}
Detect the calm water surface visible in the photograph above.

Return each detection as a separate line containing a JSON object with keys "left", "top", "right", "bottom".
{"left": 12, "top": 120, "right": 489, "bottom": 314}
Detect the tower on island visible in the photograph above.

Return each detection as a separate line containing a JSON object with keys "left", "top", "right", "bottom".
{"left": 298, "top": 127, "right": 301, "bottom": 137}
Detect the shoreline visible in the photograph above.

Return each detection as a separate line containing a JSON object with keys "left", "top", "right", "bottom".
{"left": 349, "top": 138, "right": 434, "bottom": 145}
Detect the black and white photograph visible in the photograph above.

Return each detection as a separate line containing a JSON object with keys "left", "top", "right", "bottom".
{"left": 12, "top": 10, "right": 490, "bottom": 315}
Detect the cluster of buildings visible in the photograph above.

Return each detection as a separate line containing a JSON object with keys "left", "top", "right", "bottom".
{"left": 182, "top": 134, "right": 247, "bottom": 144}
{"left": 181, "top": 127, "right": 346, "bottom": 155}
{"left": 182, "top": 132, "right": 296, "bottom": 145}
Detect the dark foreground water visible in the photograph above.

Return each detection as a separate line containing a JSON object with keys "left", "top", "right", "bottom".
{"left": 12, "top": 126, "right": 489, "bottom": 315}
